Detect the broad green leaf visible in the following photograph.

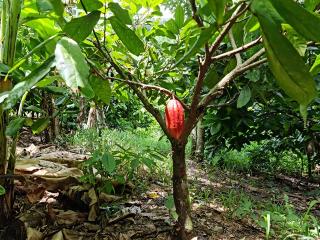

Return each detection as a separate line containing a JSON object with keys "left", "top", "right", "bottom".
{"left": 90, "top": 76, "right": 111, "bottom": 104}
{"left": 310, "top": 54, "right": 320, "bottom": 76}
{"left": 109, "top": 16, "right": 144, "bottom": 56}
{"left": 0, "top": 63, "right": 9, "bottom": 75}
{"left": 26, "top": 19, "right": 59, "bottom": 53}
{"left": 165, "top": 195, "right": 175, "bottom": 209}
{"left": 270, "top": 0, "right": 320, "bottom": 42}
{"left": 210, "top": 122, "right": 222, "bottom": 135}
{"left": 63, "top": 11, "right": 101, "bottom": 43}
{"left": 6, "top": 118, "right": 25, "bottom": 137}
{"left": 174, "top": 5, "right": 184, "bottom": 28}
{"left": 250, "top": 0, "right": 284, "bottom": 25}
{"left": 305, "top": 0, "right": 320, "bottom": 11}
{"left": 55, "top": 37, "right": 94, "bottom": 98}
{"left": 79, "top": 0, "right": 103, "bottom": 12}
{"left": 36, "top": 77, "right": 57, "bottom": 87}
{"left": 208, "top": 0, "right": 226, "bottom": 25}
{"left": 36, "top": 0, "right": 64, "bottom": 17}
{"left": 237, "top": 86, "right": 251, "bottom": 108}
{"left": 165, "top": 19, "right": 179, "bottom": 35}
{"left": 25, "top": 105, "right": 46, "bottom": 114}
{"left": 175, "top": 25, "right": 216, "bottom": 67}
{"left": 282, "top": 24, "right": 307, "bottom": 56}
{"left": 204, "top": 67, "right": 219, "bottom": 89}
{"left": 101, "top": 152, "right": 116, "bottom": 174}
{"left": 31, "top": 118, "right": 50, "bottom": 134}
{"left": 0, "top": 185, "right": 5, "bottom": 196}
{"left": 44, "top": 86, "right": 68, "bottom": 95}
{"left": 252, "top": 4, "right": 317, "bottom": 106}
{"left": 109, "top": 2, "right": 132, "bottom": 25}
{"left": 3, "top": 56, "right": 55, "bottom": 109}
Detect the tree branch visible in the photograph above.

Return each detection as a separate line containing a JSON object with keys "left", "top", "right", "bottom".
{"left": 189, "top": 0, "right": 203, "bottom": 27}
{"left": 199, "top": 50, "right": 266, "bottom": 109}
{"left": 208, "top": 3, "right": 247, "bottom": 57}
{"left": 211, "top": 37, "right": 262, "bottom": 62}
{"left": 207, "top": 93, "right": 239, "bottom": 108}
{"left": 180, "top": 3, "right": 249, "bottom": 142}
{"left": 228, "top": 30, "right": 242, "bottom": 65}
{"left": 96, "top": 74, "right": 190, "bottom": 111}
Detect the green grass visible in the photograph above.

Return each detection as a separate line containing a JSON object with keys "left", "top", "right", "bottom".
{"left": 215, "top": 188, "right": 320, "bottom": 239}
{"left": 63, "top": 126, "right": 177, "bottom": 186}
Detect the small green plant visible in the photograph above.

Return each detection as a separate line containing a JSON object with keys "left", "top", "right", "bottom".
{"left": 71, "top": 127, "right": 173, "bottom": 192}
{"left": 165, "top": 195, "right": 178, "bottom": 221}
{"left": 256, "top": 195, "right": 320, "bottom": 239}
{"left": 0, "top": 185, "right": 5, "bottom": 196}
{"left": 210, "top": 149, "right": 252, "bottom": 173}
{"left": 219, "top": 189, "right": 254, "bottom": 219}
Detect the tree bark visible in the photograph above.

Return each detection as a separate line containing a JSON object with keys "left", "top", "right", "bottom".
{"left": 86, "top": 102, "right": 97, "bottom": 129}
{"left": 190, "top": 128, "right": 197, "bottom": 159}
{"left": 195, "top": 119, "right": 204, "bottom": 162}
{"left": 171, "top": 140, "right": 192, "bottom": 240}
{"left": 77, "top": 97, "right": 86, "bottom": 128}
{"left": 0, "top": 109, "right": 10, "bottom": 226}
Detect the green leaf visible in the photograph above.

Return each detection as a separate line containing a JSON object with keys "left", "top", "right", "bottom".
{"left": 26, "top": 19, "right": 59, "bottom": 53}
{"left": 165, "top": 195, "right": 175, "bottom": 209}
{"left": 108, "top": 2, "right": 132, "bottom": 25}
{"left": 253, "top": 4, "right": 317, "bottom": 106}
{"left": 175, "top": 25, "right": 216, "bottom": 67}
{"left": 237, "top": 86, "right": 252, "bottom": 108}
{"left": 25, "top": 105, "right": 46, "bottom": 114}
{"left": 55, "top": 37, "right": 94, "bottom": 98}
{"left": 90, "top": 76, "right": 111, "bottom": 104}
{"left": 63, "top": 11, "right": 101, "bottom": 43}
{"left": 6, "top": 118, "right": 25, "bottom": 137}
{"left": 208, "top": 0, "right": 226, "bottom": 25}
{"left": 174, "top": 5, "right": 184, "bottom": 28}
{"left": 31, "top": 118, "right": 50, "bottom": 134}
{"left": 305, "top": 0, "right": 320, "bottom": 11}
{"left": 79, "top": 0, "right": 103, "bottom": 12}
{"left": 204, "top": 67, "right": 219, "bottom": 89}
{"left": 165, "top": 19, "right": 179, "bottom": 35}
{"left": 270, "top": 0, "right": 320, "bottom": 42}
{"left": 282, "top": 24, "right": 307, "bottom": 56}
{"left": 101, "top": 152, "right": 116, "bottom": 174}
{"left": 36, "top": 77, "right": 57, "bottom": 87}
{"left": 44, "top": 86, "right": 68, "bottom": 95}
{"left": 109, "top": 16, "right": 144, "bottom": 56}
{"left": 0, "top": 185, "right": 5, "bottom": 196}
{"left": 3, "top": 56, "right": 55, "bottom": 109}
{"left": 36, "top": 0, "right": 64, "bottom": 17}
{"left": 310, "top": 54, "right": 320, "bottom": 76}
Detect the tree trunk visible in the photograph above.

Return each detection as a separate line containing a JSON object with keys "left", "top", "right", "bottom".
{"left": 195, "top": 119, "right": 204, "bottom": 162}
{"left": 190, "top": 128, "right": 197, "bottom": 159}
{"left": 86, "top": 103, "right": 97, "bottom": 129}
{"left": 171, "top": 140, "right": 192, "bottom": 240}
{"left": 0, "top": 109, "right": 10, "bottom": 226}
{"left": 77, "top": 97, "right": 86, "bottom": 128}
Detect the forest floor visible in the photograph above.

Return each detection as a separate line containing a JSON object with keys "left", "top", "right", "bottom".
{"left": 1, "top": 137, "right": 320, "bottom": 240}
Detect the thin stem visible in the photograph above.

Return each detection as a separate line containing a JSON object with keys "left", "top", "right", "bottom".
{"left": 228, "top": 30, "right": 242, "bottom": 65}
{"left": 211, "top": 37, "right": 262, "bottom": 62}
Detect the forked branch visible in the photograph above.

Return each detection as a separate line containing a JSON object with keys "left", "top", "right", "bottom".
{"left": 199, "top": 49, "right": 267, "bottom": 109}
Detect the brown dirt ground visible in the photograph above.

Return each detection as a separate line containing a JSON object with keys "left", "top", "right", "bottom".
{"left": 1, "top": 143, "right": 320, "bottom": 240}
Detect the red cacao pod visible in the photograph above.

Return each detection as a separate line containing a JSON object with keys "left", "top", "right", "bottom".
{"left": 165, "top": 99, "right": 184, "bottom": 139}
